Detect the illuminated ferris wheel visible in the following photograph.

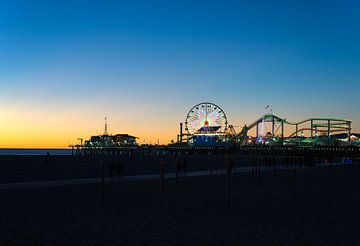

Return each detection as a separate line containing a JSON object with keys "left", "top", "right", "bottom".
{"left": 185, "top": 102, "right": 228, "bottom": 134}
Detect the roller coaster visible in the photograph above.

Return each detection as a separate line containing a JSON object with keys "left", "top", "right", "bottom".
{"left": 238, "top": 113, "right": 352, "bottom": 145}
{"left": 178, "top": 102, "right": 353, "bottom": 147}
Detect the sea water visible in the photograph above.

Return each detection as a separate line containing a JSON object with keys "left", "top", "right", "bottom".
{"left": 0, "top": 149, "right": 72, "bottom": 155}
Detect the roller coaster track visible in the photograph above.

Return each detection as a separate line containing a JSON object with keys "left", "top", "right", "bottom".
{"left": 248, "top": 114, "right": 351, "bottom": 127}
{"left": 236, "top": 114, "right": 351, "bottom": 140}
{"left": 288, "top": 128, "right": 348, "bottom": 137}
{"left": 284, "top": 118, "right": 351, "bottom": 126}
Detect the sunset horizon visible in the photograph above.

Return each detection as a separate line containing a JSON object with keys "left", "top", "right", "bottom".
{"left": 2, "top": 1, "right": 360, "bottom": 245}
{"left": 1, "top": 102, "right": 358, "bottom": 148}
{"left": 2, "top": 1, "right": 359, "bottom": 148}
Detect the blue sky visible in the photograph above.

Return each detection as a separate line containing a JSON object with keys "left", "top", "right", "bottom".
{"left": 0, "top": 0, "right": 359, "bottom": 146}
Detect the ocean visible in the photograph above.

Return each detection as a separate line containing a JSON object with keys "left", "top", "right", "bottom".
{"left": 0, "top": 149, "right": 73, "bottom": 155}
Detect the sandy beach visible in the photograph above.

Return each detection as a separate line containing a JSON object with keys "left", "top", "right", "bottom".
{"left": 0, "top": 154, "right": 359, "bottom": 245}
{"left": 0, "top": 152, "right": 333, "bottom": 183}
{"left": 0, "top": 154, "right": 245, "bottom": 183}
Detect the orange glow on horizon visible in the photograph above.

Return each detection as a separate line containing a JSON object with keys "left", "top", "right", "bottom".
{"left": 0, "top": 106, "right": 359, "bottom": 148}
{"left": 0, "top": 106, "right": 179, "bottom": 148}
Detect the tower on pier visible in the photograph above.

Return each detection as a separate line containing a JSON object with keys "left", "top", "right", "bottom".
{"left": 104, "top": 117, "right": 108, "bottom": 136}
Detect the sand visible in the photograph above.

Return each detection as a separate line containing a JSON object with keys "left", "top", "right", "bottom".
{"left": 0, "top": 154, "right": 359, "bottom": 245}
{"left": 0, "top": 153, "right": 328, "bottom": 183}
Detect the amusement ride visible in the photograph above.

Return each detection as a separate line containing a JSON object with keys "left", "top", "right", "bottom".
{"left": 177, "top": 102, "right": 355, "bottom": 147}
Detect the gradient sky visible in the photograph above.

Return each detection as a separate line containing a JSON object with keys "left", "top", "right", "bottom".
{"left": 1, "top": 0, "right": 359, "bottom": 147}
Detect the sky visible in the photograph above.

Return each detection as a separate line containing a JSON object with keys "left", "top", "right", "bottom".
{"left": 0, "top": 0, "right": 359, "bottom": 147}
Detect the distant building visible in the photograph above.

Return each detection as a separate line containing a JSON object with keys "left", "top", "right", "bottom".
{"left": 83, "top": 118, "right": 138, "bottom": 148}
{"left": 84, "top": 134, "right": 138, "bottom": 147}
{"left": 114, "top": 134, "right": 138, "bottom": 146}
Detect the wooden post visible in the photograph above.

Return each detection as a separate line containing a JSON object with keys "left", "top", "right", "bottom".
{"left": 251, "top": 155, "right": 255, "bottom": 178}
{"left": 233, "top": 156, "right": 237, "bottom": 174}
{"left": 160, "top": 159, "right": 165, "bottom": 196}
{"left": 215, "top": 155, "right": 218, "bottom": 175}
{"left": 286, "top": 154, "right": 289, "bottom": 168}
{"left": 253, "top": 155, "right": 256, "bottom": 177}
{"left": 209, "top": 152, "right": 213, "bottom": 179}
{"left": 175, "top": 160, "right": 179, "bottom": 184}
{"left": 257, "top": 156, "right": 261, "bottom": 187}
{"left": 100, "top": 160, "right": 105, "bottom": 204}
{"left": 225, "top": 154, "right": 231, "bottom": 212}
{"left": 272, "top": 155, "right": 276, "bottom": 171}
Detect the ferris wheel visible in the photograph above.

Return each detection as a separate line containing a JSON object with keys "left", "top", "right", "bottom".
{"left": 185, "top": 102, "right": 228, "bottom": 134}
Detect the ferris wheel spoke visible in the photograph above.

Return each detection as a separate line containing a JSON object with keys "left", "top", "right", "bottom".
{"left": 185, "top": 102, "right": 227, "bottom": 134}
